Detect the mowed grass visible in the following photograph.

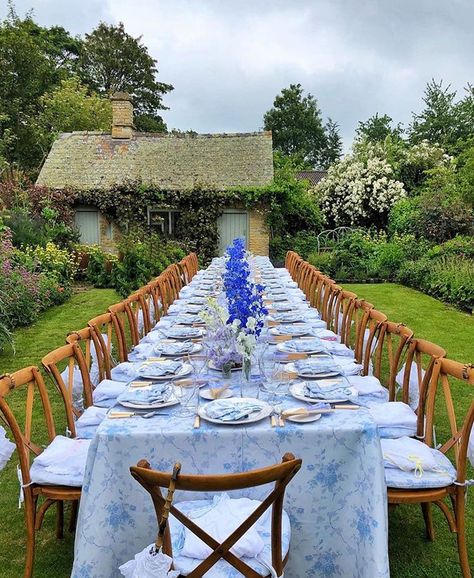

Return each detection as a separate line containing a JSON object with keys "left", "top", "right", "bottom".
{"left": 346, "top": 283, "right": 474, "bottom": 578}
{"left": 0, "top": 288, "right": 119, "bottom": 578}
{"left": 0, "top": 283, "right": 472, "bottom": 577}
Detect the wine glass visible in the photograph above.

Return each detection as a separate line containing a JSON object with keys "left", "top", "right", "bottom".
{"left": 174, "top": 380, "right": 197, "bottom": 417}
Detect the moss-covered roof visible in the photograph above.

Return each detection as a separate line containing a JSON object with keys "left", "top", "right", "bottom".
{"left": 36, "top": 131, "right": 274, "bottom": 191}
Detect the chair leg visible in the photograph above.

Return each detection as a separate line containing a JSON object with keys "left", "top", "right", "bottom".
{"left": 24, "top": 493, "right": 37, "bottom": 578}
{"left": 68, "top": 500, "right": 78, "bottom": 533}
{"left": 56, "top": 500, "right": 64, "bottom": 539}
{"left": 455, "top": 490, "right": 472, "bottom": 578}
{"left": 421, "top": 502, "right": 435, "bottom": 541}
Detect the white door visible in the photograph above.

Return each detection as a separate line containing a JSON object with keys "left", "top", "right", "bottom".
{"left": 217, "top": 211, "right": 248, "bottom": 255}
{"left": 74, "top": 209, "right": 100, "bottom": 245}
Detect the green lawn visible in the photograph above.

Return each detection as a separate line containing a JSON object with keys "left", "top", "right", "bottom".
{"left": 0, "top": 283, "right": 472, "bottom": 577}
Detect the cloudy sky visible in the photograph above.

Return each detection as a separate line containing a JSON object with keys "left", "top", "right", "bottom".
{"left": 2, "top": 0, "right": 474, "bottom": 147}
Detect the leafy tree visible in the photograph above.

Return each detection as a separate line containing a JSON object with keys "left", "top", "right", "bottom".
{"left": 356, "top": 113, "right": 403, "bottom": 143}
{"left": 263, "top": 84, "right": 327, "bottom": 168}
{"left": 38, "top": 77, "right": 112, "bottom": 138}
{"left": 79, "top": 22, "right": 173, "bottom": 130}
{"left": 319, "top": 118, "right": 343, "bottom": 168}
{"left": 0, "top": 5, "right": 80, "bottom": 171}
{"left": 409, "top": 79, "right": 470, "bottom": 153}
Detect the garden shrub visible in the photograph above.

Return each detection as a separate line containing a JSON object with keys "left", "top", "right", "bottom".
{"left": 307, "top": 251, "right": 336, "bottom": 276}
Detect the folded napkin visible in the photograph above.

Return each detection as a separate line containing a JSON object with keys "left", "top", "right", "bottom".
{"left": 272, "top": 302, "right": 293, "bottom": 311}
{"left": 93, "top": 379, "right": 128, "bottom": 405}
{"left": 111, "top": 362, "right": 139, "bottom": 382}
{"left": 272, "top": 312, "right": 304, "bottom": 323}
{"left": 119, "top": 547, "right": 179, "bottom": 578}
{"left": 304, "top": 381, "right": 354, "bottom": 400}
{"left": 118, "top": 383, "right": 172, "bottom": 405}
{"left": 283, "top": 339, "right": 326, "bottom": 353}
{"left": 75, "top": 406, "right": 108, "bottom": 428}
{"left": 34, "top": 435, "right": 90, "bottom": 477}
{"left": 205, "top": 400, "right": 262, "bottom": 421}
{"left": 0, "top": 426, "right": 15, "bottom": 472}
{"left": 323, "top": 342, "right": 355, "bottom": 358}
{"left": 368, "top": 402, "right": 417, "bottom": 429}
{"left": 128, "top": 343, "right": 155, "bottom": 362}
{"left": 180, "top": 493, "right": 264, "bottom": 559}
{"left": 295, "top": 359, "right": 342, "bottom": 376}
{"left": 346, "top": 375, "right": 386, "bottom": 396}
{"left": 166, "top": 326, "right": 201, "bottom": 339}
{"left": 156, "top": 341, "right": 194, "bottom": 355}
{"left": 314, "top": 329, "right": 340, "bottom": 341}
{"left": 138, "top": 360, "right": 182, "bottom": 377}
{"left": 381, "top": 437, "right": 446, "bottom": 475}
{"left": 273, "top": 324, "right": 311, "bottom": 335}
{"left": 176, "top": 314, "right": 203, "bottom": 325}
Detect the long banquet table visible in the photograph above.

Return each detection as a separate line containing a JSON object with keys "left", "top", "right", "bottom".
{"left": 71, "top": 258, "right": 390, "bottom": 578}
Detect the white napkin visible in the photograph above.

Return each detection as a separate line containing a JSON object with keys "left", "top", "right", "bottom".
{"left": 347, "top": 376, "right": 386, "bottom": 396}
{"left": 180, "top": 493, "right": 264, "bottom": 559}
{"left": 119, "top": 547, "right": 179, "bottom": 578}
{"left": 381, "top": 437, "right": 443, "bottom": 473}
{"left": 111, "top": 362, "right": 139, "bottom": 382}
{"left": 128, "top": 343, "right": 155, "bottom": 361}
{"left": 369, "top": 402, "right": 417, "bottom": 429}
{"left": 76, "top": 406, "right": 108, "bottom": 428}
{"left": 0, "top": 426, "right": 15, "bottom": 471}
{"left": 93, "top": 379, "right": 127, "bottom": 404}
{"left": 468, "top": 432, "right": 474, "bottom": 469}
{"left": 396, "top": 362, "right": 424, "bottom": 410}
{"left": 33, "top": 436, "right": 90, "bottom": 477}
{"left": 324, "top": 342, "right": 355, "bottom": 358}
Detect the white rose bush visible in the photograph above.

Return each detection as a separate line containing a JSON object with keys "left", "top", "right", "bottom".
{"left": 315, "top": 148, "right": 407, "bottom": 227}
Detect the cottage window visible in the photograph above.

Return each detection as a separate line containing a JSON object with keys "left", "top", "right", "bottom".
{"left": 147, "top": 208, "right": 180, "bottom": 236}
{"left": 74, "top": 207, "right": 100, "bottom": 245}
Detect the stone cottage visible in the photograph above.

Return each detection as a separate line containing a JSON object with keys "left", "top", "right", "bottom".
{"left": 36, "top": 93, "right": 273, "bottom": 255}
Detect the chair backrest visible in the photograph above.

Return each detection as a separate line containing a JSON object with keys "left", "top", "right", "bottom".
{"left": 0, "top": 367, "right": 56, "bottom": 486}
{"left": 108, "top": 301, "right": 139, "bottom": 362}
{"left": 401, "top": 338, "right": 446, "bottom": 437}
{"left": 42, "top": 343, "right": 92, "bottom": 437}
{"left": 425, "top": 359, "right": 474, "bottom": 483}
{"left": 347, "top": 299, "right": 374, "bottom": 360}
{"left": 127, "top": 291, "right": 151, "bottom": 338}
{"left": 87, "top": 312, "right": 117, "bottom": 377}
{"left": 66, "top": 326, "right": 107, "bottom": 385}
{"left": 358, "top": 308, "right": 388, "bottom": 368}
{"left": 130, "top": 453, "right": 302, "bottom": 578}
{"left": 366, "top": 321, "right": 414, "bottom": 398}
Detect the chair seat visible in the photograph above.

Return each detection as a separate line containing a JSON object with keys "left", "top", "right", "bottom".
{"left": 384, "top": 447, "right": 456, "bottom": 490}
{"left": 167, "top": 496, "right": 291, "bottom": 578}
{"left": 368, "top": 401, "right": 418, "bottom": 439}
{"left": 30, "top": 436, "right": 90, "bottom": 487}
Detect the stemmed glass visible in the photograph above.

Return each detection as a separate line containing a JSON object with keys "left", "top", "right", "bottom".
{"left": 260, "top": 355, "right": 288, "bottom": 422}
{"left": 174, "top": 379, "right": 197, "bottom": 417}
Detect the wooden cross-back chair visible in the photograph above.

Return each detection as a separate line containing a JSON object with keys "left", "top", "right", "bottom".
{"left": 41, "top": 343, "right": 92, "bottom": 437}
{"left": 364, "top": 321, "right": 414, "bottom": 398}
{"left": 130, "top": 453, "right": 302, "bottom": 578}
{"left": 87, "top": 312, "right": 117, "bottom": 377}
{"left": 344, "top": 299, "right": 374, "bottom": 360}
{"left": 329, "top": 289, "right": 358, "bottom": 344}
{"left": 316, "top": 275, "right": 336, "bottom": 322}
{"left": 295, "top": 262, "right": 312, "bottom": 298}
{"left": 178, "top": 258, "right": 193, "bottom": 286}
{"left": 127, "top": 290, "right": 151, "bottom": 338}
{"left": 306, "top": 268, "right": 322, "bottom": 309}
{"left": 66, "top": 326, "right": 107, "bottom": 386}
{"left": 357, "top": 308, "right": 388, "bottom": 369}
{"left": 388, "top": 359, "right": 474, "bottom": 578}
{"left": 284, "top": 251, "right": 298, "bottom": 278}
{"left": 0, "top": 367, "right": 81, "bottom": 578}
{"left": 108, "top": 301, "right": 139, "bottom": 362}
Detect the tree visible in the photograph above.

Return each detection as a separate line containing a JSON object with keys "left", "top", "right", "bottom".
{"left": 319, "top": 118, "right": 343, "bottom": 168}
{"left": 38, "top": 77, "right": 112, "bottom": 136}
{"left": 0, "top": 5, "right": 80, "bottom": 171}
{"left": 263, "top": 84, "right": 327, "bottom": 168}
{"left": 79, "top": 22, "right": 173, "bottom": 130}
{"left": 356, "top": 113, "right": 403, "bottom": 143}
{"left": 409, "top": 80, "right": 463, "bottom": 153}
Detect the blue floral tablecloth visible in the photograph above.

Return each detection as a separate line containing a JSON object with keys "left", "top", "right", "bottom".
{"left": 72, "top": 397, "right": 389, "bottom": 577}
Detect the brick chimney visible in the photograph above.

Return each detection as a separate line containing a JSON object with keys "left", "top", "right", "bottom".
{"left": 111, "top": 92, "right": 134, "bottom": 139}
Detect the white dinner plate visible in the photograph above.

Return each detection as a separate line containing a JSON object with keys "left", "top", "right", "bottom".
{"left": 199, "top": 398, "right": 272, "bottom": 425}
{"left": 289, "top": 380, "right": 357, "bottom": 404}
{"left": 138, "top": 362, "right": 192, "bottom": 380}
{"left": 284, "top": 407, "right": 322, "bottom": 423}
{"left": 165, "top": 326, "right": 206, "bottom": 340}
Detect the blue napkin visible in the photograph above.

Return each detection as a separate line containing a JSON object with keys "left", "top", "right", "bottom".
{"left": 205, "top": 400, "right": 263, "bottom": 421}
{"left": 283, "top": 339, "right": 327, "bottom": 353}
{"left": 156, "top": 341, "right": 194, "bottom": 355}
{"left": 304, "top": 381, "right": 353, "bottom": 400}
{"left": 273, "top": 312, "right": 304, "bottom": 323}
{"left": 138, "top": 360, "right": 182, "bottom": 377}
{"left": 294, "top": 359, "right": 341, "bottom": 376}
{"left": 118, "top": 383, "right": 172, "bottom": 404}
{"left": 166, "top": 326, "right": 201, "bottom": 339}
{"left": 176, "top": 314, "right": 203, "bottom": 325}
{"left": 274, "top": 324, "right": 310, "bottom": 335}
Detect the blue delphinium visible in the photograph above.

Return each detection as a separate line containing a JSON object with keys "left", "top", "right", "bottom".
{"left": 223, "top": 238, "right": 267, "bottom": 337}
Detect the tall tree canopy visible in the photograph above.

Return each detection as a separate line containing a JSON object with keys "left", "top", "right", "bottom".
{"left": 356, "top": 113, "right": 403, "bottom": 143}
{"left": 78, "top": 22, "right": 173, "bottom": 132}
{"left": 263, "top": 84, "right": 329, "bottom": 168}
{"left": 320, "top": 118, "right": 343, "bottom": 167}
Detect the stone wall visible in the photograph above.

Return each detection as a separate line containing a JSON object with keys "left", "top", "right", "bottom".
{"left": 248, "top": 209, "right": 269, "bottom": 256}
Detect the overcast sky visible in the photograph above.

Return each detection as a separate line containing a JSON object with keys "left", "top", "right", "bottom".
{"left": 2, "top": 0, "right": 474, "bottom": 148}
